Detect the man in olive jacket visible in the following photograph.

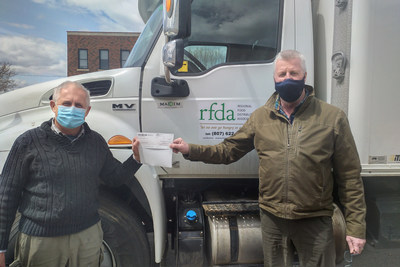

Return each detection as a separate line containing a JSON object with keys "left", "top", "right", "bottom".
{"left": 170, "top": 50, "right": 366, "bottom": 267}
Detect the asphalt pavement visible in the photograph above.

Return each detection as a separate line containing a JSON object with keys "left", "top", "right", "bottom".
{"left": 336, "top": 242, "right": 400, "bottom": 267}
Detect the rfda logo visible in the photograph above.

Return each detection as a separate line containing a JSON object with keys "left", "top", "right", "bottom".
{"left": 200, "top": 103, "right": 235, "bottom": 121}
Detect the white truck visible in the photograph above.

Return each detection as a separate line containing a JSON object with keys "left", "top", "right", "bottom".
{"left": 1, "top": 0, "right": 399, "bottom": 266}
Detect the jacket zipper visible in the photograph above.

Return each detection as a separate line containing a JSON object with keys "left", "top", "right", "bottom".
{"left": 285, "top": 123, "right": 291, "bottom": 218}
{"left": 285, "top": 120, "right": 303, "bottom": 218}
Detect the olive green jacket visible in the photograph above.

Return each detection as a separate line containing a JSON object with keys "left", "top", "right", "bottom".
{"left": 187, "top": 87, "right": 366, "bottom": 239}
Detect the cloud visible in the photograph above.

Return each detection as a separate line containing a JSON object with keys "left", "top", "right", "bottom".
{"left": 13, "top": 77, "right": 29, "bottom": 88}
{"left": 0, "top": 35, "right": 66, "bottom": 77}
{"left": 68, "top": 0, "right": 145, "bottom": 32}
{"left": 6, "top": 23, "right": 35, "bottom": 30}
{"left": 32, "top": 0, "right": 56, "bottom": 6}
{"left": 33, "top": 0, "right": 145, "bottom": 32}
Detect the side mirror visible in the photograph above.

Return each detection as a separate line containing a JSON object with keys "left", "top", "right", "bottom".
{"left": 163, "top": 39, "right": 184, "bottom": 72}
{"left": 163, "top": 0, "right": 191, "bottom": 39}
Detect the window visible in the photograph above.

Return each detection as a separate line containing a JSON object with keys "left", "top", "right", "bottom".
{"left": 99, "top": 49, "right": 109, "bottom": 70}
{"left": 120, "top": 50, "right": 130, "bottom": 67}
{"left": 176, "top": 0, "right": 281, "bottom": 74}
{"left": 78, "top": 49, "right": 88, "bottom": 69}
{"left": 184, "top": 46, "right": 227, "bottom": 72}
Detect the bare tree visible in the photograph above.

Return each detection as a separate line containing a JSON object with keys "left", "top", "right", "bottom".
{"left": 0, "top": 62, "right": 17, "bottom": 93}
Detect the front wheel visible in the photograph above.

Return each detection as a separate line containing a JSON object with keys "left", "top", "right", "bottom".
{"left": 6, "top": 193, "right": 153, "bottom": 267}
{"left": 99, "top": 193, "right": 153, "bottom": 266}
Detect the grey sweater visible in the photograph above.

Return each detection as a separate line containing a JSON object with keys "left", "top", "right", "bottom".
{"left": 0, "top": 119, "right": 141, "bottom": 250}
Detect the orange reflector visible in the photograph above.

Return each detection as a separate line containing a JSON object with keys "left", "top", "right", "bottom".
{"left": 166, "top": 0, "right": 172, "bottom": 13}
{"left": 108, "top": 135, "right": 132, "bottom": 145}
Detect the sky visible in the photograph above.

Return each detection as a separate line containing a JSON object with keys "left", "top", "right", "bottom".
{"left": 0, "top": 0, "right": 146, "bottom": 88}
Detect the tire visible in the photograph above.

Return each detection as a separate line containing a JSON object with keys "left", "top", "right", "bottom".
{"left": 99, "top": 193, "right": 153, "bottom": 267}
{"left": 5, "top": 194, "right": 153, "bottom": 267}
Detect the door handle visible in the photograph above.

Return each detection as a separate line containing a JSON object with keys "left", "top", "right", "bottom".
{"left": 151, "top": 77, "right": 190, "bottom": 97}
{"left": 331, "top": 51, "right": 347, "bottom": 81}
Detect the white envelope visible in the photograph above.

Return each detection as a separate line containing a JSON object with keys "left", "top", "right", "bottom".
{"left": 137, "top": 132, "right": 174, "bottom": 167}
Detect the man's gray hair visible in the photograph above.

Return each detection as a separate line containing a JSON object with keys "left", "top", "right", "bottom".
{"left": 274, "top": 50, "right": 307, "bottom": 73}
{"left": 53, "top": 81, "right": 91, "bottom": 106}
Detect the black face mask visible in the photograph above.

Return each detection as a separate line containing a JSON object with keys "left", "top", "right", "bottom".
{"left": 275, "top": 77, "right": 305, "bottom": 102}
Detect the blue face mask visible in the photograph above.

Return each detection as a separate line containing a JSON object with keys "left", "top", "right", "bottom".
{"left": 56, "top": 105, "right": 86, "bottom": 129}
{"left": 275, "top": 77, "right": 305, "bottom": 102}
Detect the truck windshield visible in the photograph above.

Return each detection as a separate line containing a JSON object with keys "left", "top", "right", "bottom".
{"left": 124, "top": 5, "right": 162, "bottom": 68}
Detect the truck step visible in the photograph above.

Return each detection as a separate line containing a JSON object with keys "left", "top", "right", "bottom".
{"left": 202, "top": 201, "right": 259, "bottom": 216}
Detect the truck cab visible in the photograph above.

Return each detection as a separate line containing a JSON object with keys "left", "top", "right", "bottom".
{"left": 1, "top": 0, "right": 400, "bottom": 266}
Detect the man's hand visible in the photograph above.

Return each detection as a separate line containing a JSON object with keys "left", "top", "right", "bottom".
{"left": 170, "top": 138, "right": 189, "bottom": 155}
{"left": 132, "top": 137, "right": 141, "bottom": 163}
{"left": 346, "top": 235, "right": 366, "bottom": 255}
{"left": 0, "top": 252, "right": 6, "bottom": 267}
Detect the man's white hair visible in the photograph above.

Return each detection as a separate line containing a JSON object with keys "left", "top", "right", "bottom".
{"left": 274, "top": 50, "right": 307, "bottom": 73}
{"left": 53, "top": 81, "right": 90, "bottom": 106}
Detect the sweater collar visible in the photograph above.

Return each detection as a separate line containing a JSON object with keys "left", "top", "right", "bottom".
{"left": 51, "top": 119, "right": 85, "bottom": 141}
{"left": 41, "top": 118, "right": 92, "bottom": 143}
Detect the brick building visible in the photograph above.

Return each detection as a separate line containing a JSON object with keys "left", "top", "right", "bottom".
{"left": 67, "top": 31, "right": 140, "bottom": 76}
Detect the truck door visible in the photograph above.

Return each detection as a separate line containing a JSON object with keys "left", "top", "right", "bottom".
{"left": 140, "top": 0, "right": 308, "bottom": 177}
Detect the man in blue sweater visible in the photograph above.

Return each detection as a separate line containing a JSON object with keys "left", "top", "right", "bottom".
{"left": 0, "top": 81, "right": 141, "bottom": 267}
